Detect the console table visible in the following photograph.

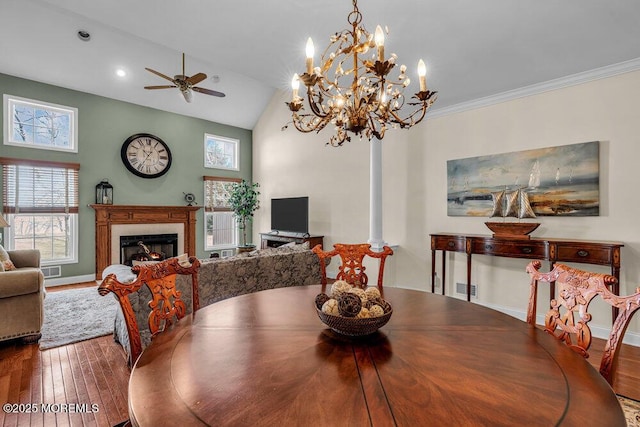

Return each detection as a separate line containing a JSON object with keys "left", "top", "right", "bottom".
{"left": 430, "top": 233, "right": 623, "bottom": 320}
{"left": 260, "top": 232, "right": 324, "bottom": 250}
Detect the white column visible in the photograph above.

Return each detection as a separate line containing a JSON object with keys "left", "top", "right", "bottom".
{"left": 368, "top": 139, "right": 387, "bottom": 250}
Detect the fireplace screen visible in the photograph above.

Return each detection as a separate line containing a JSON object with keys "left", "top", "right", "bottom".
{"left": 120, "top": 233, "right": 178, "bottom": 265}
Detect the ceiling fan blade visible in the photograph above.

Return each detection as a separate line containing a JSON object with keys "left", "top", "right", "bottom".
{"left": 144, "top": 85, "right": 177, "bottom": 90}
{"left": 187, "top": 72, "right": 207, "bottom": 86}
{"left": 145, "top": 68, "right": 175, "bottom": 83}
{"left": 192, "top": 86, "right": 226, "bottom": 97}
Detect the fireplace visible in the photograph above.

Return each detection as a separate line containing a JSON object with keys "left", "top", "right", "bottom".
{"left": 91, "top": 204, "right": 201, "bottom": 279}
{"left": 120, "top": 233, "right": 178, "bottom": 265}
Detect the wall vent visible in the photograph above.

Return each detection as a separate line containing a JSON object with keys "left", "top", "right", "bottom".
{"left": 455, "top": 282, "right": 478, "bottom": 298}
{"left": 41, "top": 265, "right": 62, "bottom": 279}
{"left": 221, "top": 249, "right": 234, "bottom": 258}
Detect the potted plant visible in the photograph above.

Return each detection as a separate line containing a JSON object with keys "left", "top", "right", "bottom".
{"left": 228, "top": 180, "right": 260, "bottom": 251}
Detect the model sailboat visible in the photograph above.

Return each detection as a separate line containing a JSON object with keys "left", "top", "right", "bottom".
{"left": 485, "top": 187, "right": 540, "bottom": 239}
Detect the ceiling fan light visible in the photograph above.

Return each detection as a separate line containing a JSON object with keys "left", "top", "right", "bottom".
{"left": 182, "top": 88, "right": 193, "bottom": 103}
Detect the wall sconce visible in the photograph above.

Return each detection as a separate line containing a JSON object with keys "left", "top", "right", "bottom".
{"left": 95, "top": 179, "right": 114, "bottom": 205}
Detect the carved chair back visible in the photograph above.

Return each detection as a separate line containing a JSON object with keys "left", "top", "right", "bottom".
{"left": 312, "top": 243, "right": 393, "bottom": 289}
{"left": 98, "top": 255, "right": 201, "bottom": 366}
{"left": 525, "top": 260, "right": 640, "bottom": 385}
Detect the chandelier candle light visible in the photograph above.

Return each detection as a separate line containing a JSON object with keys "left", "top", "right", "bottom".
{"left": 286, "top": 0, "right": 437, "bottom": 146}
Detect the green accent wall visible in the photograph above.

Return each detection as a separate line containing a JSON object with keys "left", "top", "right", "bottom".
{"left": 0, "top": 72, "right": 252, "bottom": 279}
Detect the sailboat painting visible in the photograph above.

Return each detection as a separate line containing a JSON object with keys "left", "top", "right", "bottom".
{"left": 447, "top": 141, "right": 600, "bottom": 218}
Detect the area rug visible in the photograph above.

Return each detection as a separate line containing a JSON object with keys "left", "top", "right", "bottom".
{"left": 619, "top": 395, "right": 640, "bottom": 427}
{"left": 40, "top": 286, "right": 117, "bottom": 350}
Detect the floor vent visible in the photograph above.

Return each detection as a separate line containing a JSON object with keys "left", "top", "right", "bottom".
{"left": 455, "top": 282, "right": 478, "bottom": 298}
{"left": 221, "top": 249, "right": 234, "bottom": 258}
{"left": 41, "top": 265, "right": 62, "bottom": 279}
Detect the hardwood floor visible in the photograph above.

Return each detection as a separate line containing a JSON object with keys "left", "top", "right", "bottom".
{"left": 587, "top": 337, "right": 640, "bottom": 401}
{"left": 0, "top": 336, "right": 129, "bottom": 427}
{"left": 0, "top": 282, "right": 638, "bottom": 427}
{"left": 0, "top": 283, "right": 129, "bottom": 427}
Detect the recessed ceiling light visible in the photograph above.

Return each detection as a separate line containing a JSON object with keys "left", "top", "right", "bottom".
{"left": 116, "top": 69, "right": 127, "bottom": 77}
{"left": 77, "top": 30, "right": 91, "bottom": 42}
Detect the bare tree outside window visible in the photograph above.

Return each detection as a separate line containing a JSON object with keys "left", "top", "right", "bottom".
{"left": 4, "top": 95, "right": 77, "bottom": 153}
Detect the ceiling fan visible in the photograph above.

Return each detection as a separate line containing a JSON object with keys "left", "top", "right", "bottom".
{"left": 144, "top": 53, "right": 225, "bottom": 103}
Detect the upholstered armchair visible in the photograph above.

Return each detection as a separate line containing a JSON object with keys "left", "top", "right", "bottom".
{"left": 0, "top": 249, "right": 45, "bottom": 343}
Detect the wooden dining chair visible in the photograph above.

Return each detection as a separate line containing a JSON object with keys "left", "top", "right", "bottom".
{"left": 312, "top": 243, "right": 393, "bottom": 289}
{"left": 98, "top": 254, "right": 201, "bottom": 367}
{"left": 525, "top": 260, "right": 640, "bottom": 385}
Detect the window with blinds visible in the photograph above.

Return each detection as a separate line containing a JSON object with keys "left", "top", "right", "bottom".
{"left": 0, "top": 157, "right": 80, "bottom": 264}
{"left": 204, "top": 176, "right": 240, "bottom": 250}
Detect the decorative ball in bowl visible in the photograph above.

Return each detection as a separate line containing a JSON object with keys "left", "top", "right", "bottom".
{"left": 315, "top": 281, "right": 393, "bottom": 337}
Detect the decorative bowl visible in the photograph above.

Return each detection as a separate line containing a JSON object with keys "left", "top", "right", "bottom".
{"left": 315, "top": 306, "right": 393, "bottom": 336}
{"left": 484, "top": 221, "right": 540, "bottom": 239}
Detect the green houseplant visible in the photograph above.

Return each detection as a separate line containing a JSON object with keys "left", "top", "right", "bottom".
{"left": 228, "top": 180, "right": 260, "bottom": 249}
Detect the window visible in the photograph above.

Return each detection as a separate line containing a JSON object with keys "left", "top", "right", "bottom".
{"left": 1, "top": 158, "right": 80, "bottom": 265}
{"left": 3, "top": 95, "right": 78, "bottom": 153}
{"left": 204, "top": 134, "right": 239, "bottom": 170}
{"left": 204, "top": 176, "right": 241, "bottom": 250}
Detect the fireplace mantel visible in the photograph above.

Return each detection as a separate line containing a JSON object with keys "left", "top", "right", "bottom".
{"left": 91, "top": 204, "right": 201, "bottom": 279}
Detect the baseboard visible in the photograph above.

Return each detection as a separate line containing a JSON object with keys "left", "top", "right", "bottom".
{"left": 482, "top": 301, "right": 640, "bottom": 348}
{"left": 44, "top": 274, "right": 96, "bottom": 288}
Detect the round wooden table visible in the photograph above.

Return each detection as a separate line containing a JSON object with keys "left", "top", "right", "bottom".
{"left": 128, "top": 286, "right": 625, "bottom": 426}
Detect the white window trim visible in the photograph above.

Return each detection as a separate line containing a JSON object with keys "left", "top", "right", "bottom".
{"left": 204, "top": 211, "right": 239, "bottom": 251}
{"left": 5, "top": 213, "right": 79, "bottom": 266}
{"left": 3, "top": 94, "right": 79, "bottom": 153}
{"left": 204, "top": 133, "right": 239, "bottom": 171}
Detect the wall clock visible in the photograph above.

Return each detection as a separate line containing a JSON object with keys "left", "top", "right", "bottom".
{"left": 121, "top": 133, "right": 172, "bottom": 178}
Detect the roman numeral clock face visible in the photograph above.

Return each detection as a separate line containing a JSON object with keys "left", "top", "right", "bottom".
{"left": 121, "top": 133, "right": 172, "bottom": 178}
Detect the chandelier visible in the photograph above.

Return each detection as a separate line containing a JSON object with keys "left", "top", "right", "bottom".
{"left": 286, "top": 0, "right": 437, "bottom": 146}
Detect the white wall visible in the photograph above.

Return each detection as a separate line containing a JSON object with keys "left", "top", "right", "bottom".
{"left": 253, "top": 70, "right": 640, "bottom": 341}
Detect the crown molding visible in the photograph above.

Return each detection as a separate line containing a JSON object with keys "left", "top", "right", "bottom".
{"left": 427, "top": 57, "right": 640, "bottom": 119}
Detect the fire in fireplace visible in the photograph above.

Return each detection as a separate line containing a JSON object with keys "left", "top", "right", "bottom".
{"left": 120, "top": 233, "right": 178, "bottom": 265}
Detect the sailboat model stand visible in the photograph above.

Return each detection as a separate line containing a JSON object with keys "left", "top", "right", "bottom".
{"left": 485, "top": 188, "right": 540, "bottom": 239}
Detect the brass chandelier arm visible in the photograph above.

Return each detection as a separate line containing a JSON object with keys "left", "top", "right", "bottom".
{"left": 386, "top": 92, "right": 438, "bottom": 127}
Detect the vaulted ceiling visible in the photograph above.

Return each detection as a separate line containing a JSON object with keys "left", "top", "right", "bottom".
{"left": 2, "top": 0, "right": 640, "bottom": 130}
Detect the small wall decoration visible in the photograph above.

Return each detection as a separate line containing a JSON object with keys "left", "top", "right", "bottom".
{"left": 95, "top": 179, "right": 113, "bottom": 205}
{"left": 447, "top": 141, "right": 600, "bottom": 217}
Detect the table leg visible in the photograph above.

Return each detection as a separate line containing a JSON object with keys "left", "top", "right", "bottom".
{"left": 466, "top": 253, "right": 472, "bottom": 302}
{"left": 612, "top": 266, "right": 620, "bottom": 322}
{"left": 431, "top": 250, "right": 436, "bottom": 293}
{"left": 441, "top": 252, "right": 446, "bottom": 295}
{"left": 549, "top": 261, "right": 555, "bottom": 304}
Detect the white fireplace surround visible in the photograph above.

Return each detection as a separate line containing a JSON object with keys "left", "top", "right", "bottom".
{"left": 111, "top": 223, "right": 184, "bottom": 265}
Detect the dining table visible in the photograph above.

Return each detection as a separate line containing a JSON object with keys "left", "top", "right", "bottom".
{"left": 127, "top": 285, "right": 625, "bottom": 426}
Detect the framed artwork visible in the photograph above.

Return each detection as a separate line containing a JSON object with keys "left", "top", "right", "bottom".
{"left": 204, "top": 134, "right": 239, "bottom": 170}
{"left": 447, "top": 141, "right": 600, "bottom": 217}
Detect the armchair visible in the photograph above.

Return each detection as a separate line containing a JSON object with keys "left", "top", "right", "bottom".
{"left": 0, "top": 249, "right": 45, "bottom": 343}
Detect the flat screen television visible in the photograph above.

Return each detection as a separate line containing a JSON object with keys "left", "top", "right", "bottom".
{"left": 271, "top": 196, "right": 309, "bottom": 234}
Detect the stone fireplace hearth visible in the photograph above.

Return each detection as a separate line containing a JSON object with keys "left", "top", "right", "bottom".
{"left": 91, "top": 205, "right": 201, "bottom": 279}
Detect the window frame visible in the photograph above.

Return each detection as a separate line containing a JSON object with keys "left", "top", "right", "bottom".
{"left": 204, "top": 134, "right": 239, "bottom": 171}
{"left": 203, "top": 176, "right": 241, "bottom": 251}
{"left": 5, "top": 213, "right": 78, "bottom": 266}
{"left": 3, "top": 94, "right": 78, "bottom": 153}
{"left": 1, "top": 157, "right": 80, "bottom": 265}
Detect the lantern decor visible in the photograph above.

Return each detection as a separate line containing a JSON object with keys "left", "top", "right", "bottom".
{"left": 95, "top": 179, "right": 113, "bottom": 205}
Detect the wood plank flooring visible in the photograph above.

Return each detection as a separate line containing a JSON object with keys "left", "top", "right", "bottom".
{"left": 0, "top": 336, "right": 129, "bottom": 427}
{"left": 1, "top": 283, "right": 638, "bottom": 427}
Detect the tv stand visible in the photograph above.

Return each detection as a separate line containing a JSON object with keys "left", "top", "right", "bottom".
{"left": 260, "top": 233, "right": 323, "bottom": 250}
